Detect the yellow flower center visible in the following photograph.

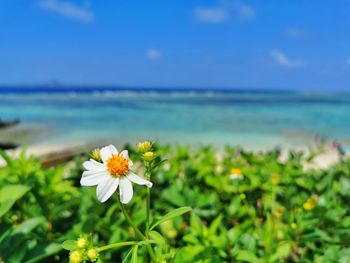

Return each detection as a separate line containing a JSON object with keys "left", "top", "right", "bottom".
{"left": 107, "top": 154, "right": 129, "bottom": 177}
{"left": 230, "top": 168, "right": 241, "bottom": 175}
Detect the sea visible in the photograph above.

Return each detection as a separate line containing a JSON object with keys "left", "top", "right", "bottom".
{"left": 0, "top": 87, "right": 349, "bottom": 149}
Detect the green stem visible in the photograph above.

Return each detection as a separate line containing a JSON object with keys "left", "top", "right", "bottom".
{"left": 146, "top": 187, "right": 151, "bottom": 234}
{"left": 118, "top": 198, "right": 145, "bottom": 240}
{"left": 118, "top": 196, "right": 157, "bottom": 262}
{"left": 145, "top": 163, "right": 151, "bottom": 235}
{"left": 98, "top": 241, "right": 137, "bottom": 252}
{"left": 146, "top": 242, "right": 157, "bottom": 262}
{"left": 145, "top": 162, "right": 157, "bottom": 262}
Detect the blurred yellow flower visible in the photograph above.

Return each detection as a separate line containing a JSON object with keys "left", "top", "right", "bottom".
{"left": 271, "top": 173, "right": 280, "bottom": 185}
{"left": 303, "top": 195, "right": 318, "bottom": 211}
{"left": 142, "top": 151, "right": 155, "bottom": 161}
{"left": 87, "top": 248, "right": 99, "bottom": 262}
{"left": 69, "top": 250, "right": 84, "bottom": 263}
{"left": 230, "top": 168, "right": 243, "bottom": 180}
{"left": 231, "top": 168, "right": 241, "bottom": 175}
{"left": 137, "top": 141, "right": 152, "bottom": 152}
{"left": 76, "top": 236, "right": 88, "bottom": 248}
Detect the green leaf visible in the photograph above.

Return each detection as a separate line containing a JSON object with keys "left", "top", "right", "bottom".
{"left": 122, "top": 247, "right": 133, "bottom": 263}
{"left": 25, "top": 243, "right": 62, "bottom": 263}
{"left": 61, "top": 240, "right": 77, "bottom": 251}
{"left": 98, "top": 241, "right": 138, "bottom": 252}
{"left": 208, "top": 214, "right": 223, "bottom": 235}
{"left": 0, "top": 200, "right": 16, "bottom": 218}
{"left": 236, "top": 250, "right": 263, "bottom": 263}
{"left": 0, "top": 149, "right": 13, "bottom": 166}
{"left": 151, "top": 159, "right": 168, "bottom": 171}
{"left": 0, "top": 218, "right": 46, "bottom": 261}
{"left": 269, "top": 242, "right": 291, "bottom": 262}
{"left": 150, "top": 206, "right": 192, "bottom": 231}
{"left": 0, "top": 184, "right": 30, "bottom": 217}
{"left": 13, "top": 217, "right": 46, "bottom": 234}
{"left": 149, "top": 230, "right": 165, "bottom": 246}
{"left": 301, "top": 229, "right": 330, "bottom": 242}
{"left": 190, "top": 213, "right": 204, "bottom": 235}
{"left": 0, "top": 184, "right": 30, "bottom": 202}
{"left": 174, "top": 246, "right": 205, "bottom": 262}
{"left": 131, "top": 245, "right": 138, "bottom": 263}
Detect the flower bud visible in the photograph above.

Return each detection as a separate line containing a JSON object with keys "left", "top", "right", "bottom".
{"left": 76, "top": 237, "right": 88, "bottom": 249}
{"left": 91, "top": 148, "right": 102, "bottom": 162}
{"left": 303, "top": 195, "right": 318, "bottom": 211}
{"left": 87, "top": 248, "right": 99, "bottom": 262}
{"left": 137, "top": 141, "right": 152, "bottom": 152}
{"left": 142, "top": 151, "right": 155, "bottom": 161}
{"left": 69, "top": 250, "right": 84, "bottom": 263}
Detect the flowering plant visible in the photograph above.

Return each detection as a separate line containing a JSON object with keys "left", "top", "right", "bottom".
{"left": 62, "top": 141, "right": 192, "bottom": 262}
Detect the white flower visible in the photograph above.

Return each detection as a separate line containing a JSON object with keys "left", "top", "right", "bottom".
{"left": 80, "top": 144, "right": 152, "bottom": 204}
{"left": 229, "top": 168, "right": 243, "bottom": 180}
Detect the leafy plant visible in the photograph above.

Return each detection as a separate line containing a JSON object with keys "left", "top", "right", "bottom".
{"left": 0, "top": 144, "right": 349, "bottom": 262}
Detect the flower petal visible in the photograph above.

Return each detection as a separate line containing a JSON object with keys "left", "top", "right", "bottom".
{"left": 128, "top": 160, "right": 134, "bottom": 168}
{"left": 120, "top": 150, "right": 129, "bottom": 159}
{"left": 96, "top": 177, "right": 119, "bottom": 203}
{"left": 81, "top": 170, "right": 109, "bottom": 186}
{"left": 126, "top": 172, "right": 152, "bottom": 188}
{"left": 230, "top": 174, "right": 243, "bottom": 180}
{"left": 119, "top": 178, "right": 133, "bottom": 204}
{"left": 100, "top": 145, "right": 118, "bottom": 162}
{"left": 83, "top": 159, "right": 106, "bottom": 171}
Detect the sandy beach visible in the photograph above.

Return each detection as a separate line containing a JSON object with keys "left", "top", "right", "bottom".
{"left": 0, "top": 139, "right": 345, "bottom": 172}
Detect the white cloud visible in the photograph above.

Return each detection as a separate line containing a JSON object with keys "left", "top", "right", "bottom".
{"left": 146, "top": 49, "right": 161, "bottom": 60}
{"left": 235, "top": 3, "right": 255, "bottom": 21}
{"left": 194, "top": 7, "right": 229, "bottom": 24}
{"left": 194, "top": 1, "right": 255, "bottom": 24}
{"left": 270, "top": 49, "right": 304, "bottom": 68}
{"left": 38, "top": 0, "right": 95, "bottom": 23}
{"left": 285, "top": 27, "right": 308, "bottom": 38}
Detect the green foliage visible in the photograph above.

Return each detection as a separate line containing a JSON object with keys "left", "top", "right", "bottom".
{"left": 1, "top": 145, "right": 350, "bottom": 262}
{"left": 150, "top": 206, "right": 192, "bottom": 231}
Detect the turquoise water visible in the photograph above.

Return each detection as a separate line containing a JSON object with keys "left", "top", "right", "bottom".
{"left": 0, "top": 90, "right": 350, "bottom": 149}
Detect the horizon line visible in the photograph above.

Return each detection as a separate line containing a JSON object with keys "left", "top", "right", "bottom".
{"left": 0, "top": 84, "right": 348, "bottom": 94}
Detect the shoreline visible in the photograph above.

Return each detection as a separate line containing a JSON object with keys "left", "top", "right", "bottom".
{"left": 0, "top": 139, "right": 345, "bottom": 171}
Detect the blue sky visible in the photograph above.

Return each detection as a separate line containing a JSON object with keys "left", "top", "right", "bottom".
{"left": 0, "top": 0, "right": 349, "bottom": 90}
